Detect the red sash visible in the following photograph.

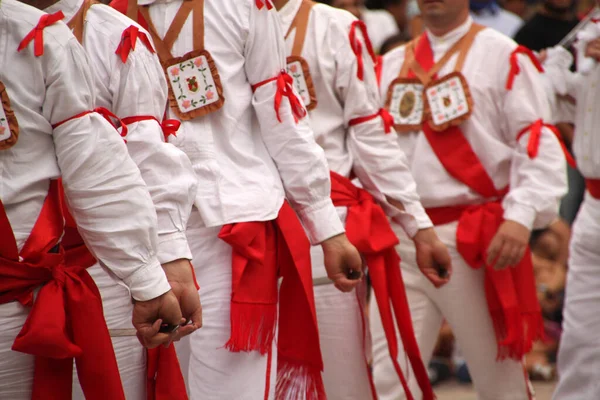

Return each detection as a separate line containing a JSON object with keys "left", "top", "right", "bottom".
{"left": 329, "top": 172, "right": 433, "bottom": 400}
{"left": 410, "top": 33, "right": 544, "bottom": 360}
{"left": 587, "top": 178, "right": 600, "bottom": 199}
{"left": 0, "top": 181, "right": 125, "bottom": 399}
{"left": 218, "top": 202, "right": 325, "bottom": 400}
{"left": 58, "top": 184, "right": 188, "bottom": 400}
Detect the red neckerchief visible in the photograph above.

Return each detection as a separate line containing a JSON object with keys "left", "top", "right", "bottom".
{"left": 410, "top": 31, "right": 544, "bottom": 360}
{"left": 218, "top": 202, "right": 325, "bottom": 400}
{"left": 0, "top": 181, "right": 125, "bottom": 399}
{"left": 329, "top": 171, "right": 434, "bottom": 400}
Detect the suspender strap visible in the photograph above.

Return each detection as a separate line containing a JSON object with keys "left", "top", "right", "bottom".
{"left": 67, "top": 0, "right": 98, "bottom": 44}
{"left": 285, "top": 0, "right": 316, "bottom": 57}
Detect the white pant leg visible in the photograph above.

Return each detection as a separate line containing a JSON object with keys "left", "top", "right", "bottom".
{"left": 73, "top": 263, "right": 146, "bottom": 400}
{"left": 0, "top": 302, "right": 34, "bottom": 399}
{"left": 371, "top": 222, "right": 529, "bottom": 400}
{"left": 553, "top": 195, "right": 600, "bottom": 400}
{"left": 183, "top": 213, "right": 277, "bottom": 400}
{"left": 311, "top": 244, "right": 373, "bottom": 400}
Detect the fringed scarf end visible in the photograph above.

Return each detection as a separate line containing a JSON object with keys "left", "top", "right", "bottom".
{"left": 226, "top": 302, "right": 276, "bottom": 355}
{"left": 276, "top": 359, "right": 326, "bottom": 400}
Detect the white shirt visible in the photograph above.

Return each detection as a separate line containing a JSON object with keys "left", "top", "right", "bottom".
{"left": 379, "top": 17, "right": 567, "bottom": 230}
{"left": 543, "top": 38, "right": 600, "bottom": 179}
{"left": 277, "top": 0, "right": 432, "bottom": 236}
{"left": 360, "top": 7, "right": 400, "bottom": 54}
{"left": 471, "top": 7, "right": 523, "bottom": 38}
{"left": 45, "top": 0, "right": 198, "bottom": 265}
{"left": 139, "top": 0, "right": 343, "bottom": 244}
{"left": 0, "top": 0, "right": 170, "bottom": 301}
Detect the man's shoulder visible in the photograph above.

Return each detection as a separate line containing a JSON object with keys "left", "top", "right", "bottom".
{"left": 312, "top": 2, "right": 357, "bottom": 28}
{"left": 88, "top": 3, "right": 148, "bottom": 41}
{"left": 475, "top": 24, "right": 519, "bottom": 51}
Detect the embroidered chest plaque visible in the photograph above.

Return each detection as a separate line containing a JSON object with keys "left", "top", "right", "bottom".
{"left": 385, "top": 77, "right": 424, "bottom": 132}
{"left": 164, "top": 49, "right": 224, "bottom": 120}
{"left": 0, "top": 82, "right": 19, "bottom": 150}
{"left": 286, "top": 56, "right": 317, "bottom": 111}
{"left": 423, "top": 72, "right": 473, "bottom": 132}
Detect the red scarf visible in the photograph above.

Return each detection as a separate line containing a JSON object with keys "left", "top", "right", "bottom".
{"left": 218, "top": 202, "right": 325, "bottom": 400}
{"left": 411, "top": 32, "right": 544, "bottom": 359}
{"left": 329, "top": 172, "right": 434, "bottom": 400}
{"left": 0, "top": 181, "right": 125, "bottom": 399}
{"left": 587, "top": 179, "right": 600, "bottom": 199}
{"left": 57, "top": 183, "right": 188, "bottom": 400}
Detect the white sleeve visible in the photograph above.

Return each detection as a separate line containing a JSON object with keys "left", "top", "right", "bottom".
{"left": 107, "top": 29, "right": 198, "bottom": 265}
{"left": 244, "top": 3, "right": 344, "bottom": 244}
{"left": 49, "top": 37, "right": 170, "bottom": 301}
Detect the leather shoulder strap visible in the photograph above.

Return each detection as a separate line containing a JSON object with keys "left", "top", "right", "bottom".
{"left": 285, "top": 0, "right": 316, "bottom": 57}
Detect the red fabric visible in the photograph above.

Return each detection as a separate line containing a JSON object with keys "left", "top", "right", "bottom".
{"left": 146, "top": 346, "right": 188, "bottom": 400}
{"left": 0, "top": 181, "right": 125, "bottom": 400}
{"left": 506, "top": 45, "right": 544, "bottom": 90}
{"left": 375, "top": 55, "right": 384, "bottom": 86}
{"left": 411, "top": 32, "right": 544, "bottom": 360}
{"left": 17, "top": 11, "right": 65, "bottom": 57}
{"left": 515, "top": 120, "right": 576, "bottom": 168}
{"left": 218, "top": 202, "right": 325, "bottom": 400}
{"left": 116, "top": 25, "right": 155, "bottom": 63}
{"left": 348, "top": 20, "right": 377, "bottom": 81}
{"left": 52, "top": 107, "right": 129, "bottom": 142}
{"left": 121, "top": 115, "right": 181, "bottom": 142}
{"left": 330, "top": 171, "right": 434, "bottom": 400}
{"left": 427, "top": 203, "right": 544, "bottom": 359}
{"left": 349, "top": 108, "right": 394, "bottom": 133}
{"left": 586, "top": 178, "right": 600, "bottom": 199}
{"left": 251, "top": 71, "right": 307, "bottom": 123}
{"left": 255, "top": 0, "right": 273, "bottom": 9}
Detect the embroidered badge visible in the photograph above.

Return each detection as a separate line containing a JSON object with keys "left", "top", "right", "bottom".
{"left": 286, "top": 56, "right": 317, "bottom": 111}
{"left": 164, "top": 49, "right": 225, "bottom": 121}
{"left": 0, "top": 82, "right": 19, "bottom": 150}
{"left": 384, "top": 77, "right": 424, "bottom": 132}
{"left": 424, "top": 72, "right": 473, "bottom": 132}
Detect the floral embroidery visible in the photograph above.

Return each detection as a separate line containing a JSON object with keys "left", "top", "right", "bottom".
{"left": 166, "top": 55, "right": 220, "bottom": 113}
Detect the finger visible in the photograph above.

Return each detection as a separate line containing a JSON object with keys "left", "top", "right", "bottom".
{"left": 486, "top": 236, "right": 504, "bottom": 266}
{"left": 507, "top": 244, "right": 523, "bottom": 267}
{"left": 333, "top": 276, "right": 359, "bottom": 293}
{"left": 188, "top": 306, "right": 203, "bottom": 330}
{"left": 494, "top": 242, "right": 512, "bottom": 270}
{"left": 423, "top": 268, "right": 450, "bottom": 288}
{"left": 173, "top": 323, "right": 198, "bottom": 341}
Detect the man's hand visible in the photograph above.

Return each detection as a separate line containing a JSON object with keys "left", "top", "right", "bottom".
{"left": 321, "top": 233, "right": 363, "bottom": 293}
{"left": 132, "top": 290, "right": 184, "bottom": 349}
{"left": 486, "top": 220, "right": 531, "bottom": 270}
{"left": 413, "top": 228, "right": 452, "bottom": 288}
{"left": 586, "top": 38, "right": 600, "bottom": 61}
{"left": 162, "top": 259, "right": 203, "bottom": 340}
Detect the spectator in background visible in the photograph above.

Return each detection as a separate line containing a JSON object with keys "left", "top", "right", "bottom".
{"left": 470, "top": 0, "right": 524, "bottom": 37}
{"left": 325, "top": 0, "right": 400, "bottom": 52}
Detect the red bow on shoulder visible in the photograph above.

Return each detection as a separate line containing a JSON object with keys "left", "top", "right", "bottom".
{"left": 18, "top": 11, "right": 65, "bottom": 57}
{"left": 255, "top": 0, "right": 273, "bottom": 9}
{"left": 116, "top": 25, "right": 156, "bottom": 63}
{"left": 506, "top": 45, "right": 544, "bottom": 90}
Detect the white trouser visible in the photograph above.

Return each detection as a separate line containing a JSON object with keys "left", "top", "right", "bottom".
{"left": 311, "top": 244, "right": 374, "bottom": 400}
{"left": 553, "top": 194, "right": 600, "bottom": 400}
{"left": 0, "top": 263, "right": 144, "bottom": 400}
{"left": 176, "top": 212, "right": 277, "bottom": 400}
{"left": 369, "top": 221, "right": 530, "bottom": 400}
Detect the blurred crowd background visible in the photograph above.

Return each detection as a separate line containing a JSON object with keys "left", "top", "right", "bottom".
{"left": 322, "top": 0, "right": 592, "bottom": 390}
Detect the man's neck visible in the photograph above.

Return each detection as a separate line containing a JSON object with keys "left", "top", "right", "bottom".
{"left": 273, "top": 0, "right": 288, "bottom": 10}
{"left": 426, "top": 12, "right": 469, "bottom": 37}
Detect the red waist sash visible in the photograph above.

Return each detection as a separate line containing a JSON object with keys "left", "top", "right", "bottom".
{"left": 330, "top": 171, "right": 434, "bottom": 400}
{"left": 427, "top": 202, "right": 543, "bottom": 359}
{"left": 0, "top": 181, "right": 125, "bottom": 400}
{"left": 586, "top": 178, "right": 600, "bottom": 199}
{"left": 218, "top": 202, "right": 325, "bottom": 400}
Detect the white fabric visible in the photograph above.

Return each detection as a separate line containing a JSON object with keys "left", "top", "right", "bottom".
{"left": 277, "top": 0, "right": 432, "bottom": 237}
{"left": 379, "top": 17, "right": 568, "bottom": 231}
{"left": 45, "top": 0, "right": 198, "bottom": 265}
{"left": 369, "top": 222, "right": 530, "bottom": 400}
{"left": 553, "top": 194, "right": 600, "bottom": 400}
{"left": 0, "top": 0, "right": 168, "bottom": 301}
{"left": 574, "top": 22, "right": 600, "bottom": 75}
{"left": 137, "top": 0, "right": 344, "bottom": 244}
{"left": 471, "top": 7, "right": 523, "bottom": 38}
{"left": 360, "top": 8, "right": 400, "bottom": 54}
{"left": 311, "top": 244, "right": 374, "bottom": 400}
{"left": 175, "top": 212, "right": 277, "bottom": 399}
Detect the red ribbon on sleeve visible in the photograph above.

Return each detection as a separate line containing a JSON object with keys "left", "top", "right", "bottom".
{"left": 349, "top": 108, "right": 394, "bottom": 133}
{"left": 121, "top": 115, "right": 181, "bottom": 142}
{"left": 516, "top": 119, "right": 576, "bottom": 168}
{"left": 251, "top": 70, "right": 307, "bottom": 123}
{"left": 18, "top": 11, "right": 65, "bottom": 57}
{"left": 349, "top": 20, "right": 377, "bottom": 81}
{"left": 506, "top": 45, "right": 544, "bottom": 90}
{"left": 255, "top": 0, "right": 273, "bottom": 9}
{"left": 52, "top": 107, "right": 129, "bottom": 141}
{"left": 116, "top": 25, "right": 156, "bottom": 63}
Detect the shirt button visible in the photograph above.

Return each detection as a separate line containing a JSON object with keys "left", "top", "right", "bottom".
{"left": 584, "top": 131, "right": 589, "bottom": 136}
{"left": 584, "top": 155, "right": 589, "bottom": 161}
{"left": 588, "top": 108, "right": 593, "bottom": 113}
